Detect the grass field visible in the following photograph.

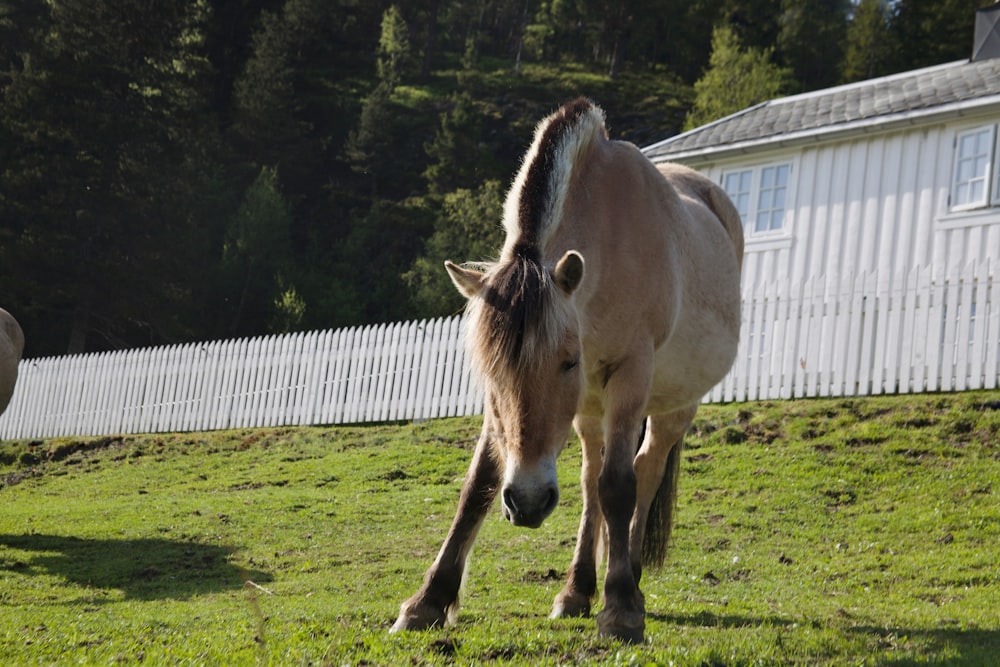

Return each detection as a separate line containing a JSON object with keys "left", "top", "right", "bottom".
{"left": 1, "top": 391, "right": 998, "bottom": 665}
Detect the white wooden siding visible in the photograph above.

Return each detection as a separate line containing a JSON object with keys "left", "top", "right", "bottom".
{"left": 1, "top": 261, "right": 997, "bottom": 440}
{"left": 697, "top": 119, "right": 1000, "bottom": 295}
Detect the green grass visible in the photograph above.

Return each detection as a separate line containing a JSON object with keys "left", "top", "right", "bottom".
{"left": 2, "top": 392, "right": 998, "bottom": 665}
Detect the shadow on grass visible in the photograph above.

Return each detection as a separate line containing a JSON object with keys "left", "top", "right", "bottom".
{"left": 0, "top": 533, "right": 271, "bottom": 601}
{"left": 651, "top": 612, "right": 998, "bottom": 665}
{"left": 847, "top": 624, "right": 1000, "bottom": 667}
{"left": 649, "top": 610, "right": 797, "bottom": 628}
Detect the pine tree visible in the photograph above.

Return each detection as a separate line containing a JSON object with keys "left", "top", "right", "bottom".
{"left": 685, "top": 25, "right": 793, "bottom": 130}
{"left": 841, "top": 0, "right": 892, "bottom": 82}
{"left": 423, "top": 93, "right": 495, "bottom": 195}
{"left": 777, "top": 0, "right": 850, "bottom": 91}
{"left": 221, "top": 166, "right": 294, "bottom": 335}
{"left": 403, "top": 180, "right": 505, "bottom": 316}
{"left": 889, "top": 0, "right": 981, "bottom": 71}
{"left": 343, "top": 82, "right": 393, "bottom": 193}
{"left": 377, "top": 5, "right": 411, "bottom": 91}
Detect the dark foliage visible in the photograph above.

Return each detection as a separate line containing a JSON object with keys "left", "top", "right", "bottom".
{"left": 0, "top": 0, "right": 984, "bottom": 355}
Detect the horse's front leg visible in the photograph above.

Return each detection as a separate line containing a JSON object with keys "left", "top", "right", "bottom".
{"left": 392, "top": 427, "right": 500, "bottom": 631}
{"left": 551, "top": 415, "right": 604, "bottom": 618}
{"left": 595, "top": 362, "right": 651, "bottom": 643}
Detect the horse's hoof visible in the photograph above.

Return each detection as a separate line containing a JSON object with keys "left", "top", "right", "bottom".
{"left": 550, "top": 591, "right": 591, "bottom": 618}
{"left": 595, "top": 608, "right": 645, "bottom": 644}
{"left": 390, "top": 600, "right": 446, "bottom": 632}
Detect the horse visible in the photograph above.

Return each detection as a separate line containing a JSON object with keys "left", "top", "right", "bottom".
{"left": 392, "top": 98, "right": 743, "bottom": 643}
{"left": 0, "top": 308, "right": 24, "bottom": 415}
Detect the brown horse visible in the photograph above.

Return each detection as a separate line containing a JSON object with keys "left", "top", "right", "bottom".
{"left": 392, "top": 98, "right": 743, "bottom": 643}
{"left": 0, "top": 308, "right": 24, "bottom": 416}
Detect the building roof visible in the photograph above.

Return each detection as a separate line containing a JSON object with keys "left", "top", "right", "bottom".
{"left": 643, "top": 57, "right": 1000, "bottom": 164}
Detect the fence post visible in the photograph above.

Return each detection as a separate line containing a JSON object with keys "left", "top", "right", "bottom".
{"left": 985, "top": 258, "right": 999, "bottom": 390}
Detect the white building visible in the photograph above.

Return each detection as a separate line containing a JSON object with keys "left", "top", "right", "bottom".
{"left": 642, "top": 7, "right": 1000, "bottom": 399}
{"left": 643, "top": 21, "right": 1000, "bottom": 293}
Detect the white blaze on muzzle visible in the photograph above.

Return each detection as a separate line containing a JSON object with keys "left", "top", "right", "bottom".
{"left": 500, "top": 455, "right": 560, "bottom": 528}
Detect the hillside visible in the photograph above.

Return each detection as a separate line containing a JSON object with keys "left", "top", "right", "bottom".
{"left": 1, "top": 1, "right": 986, "bottom": 356}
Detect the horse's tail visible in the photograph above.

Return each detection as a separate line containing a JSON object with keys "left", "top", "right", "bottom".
{"left": 640, "top": 436, "right": 684, "bottom": 569}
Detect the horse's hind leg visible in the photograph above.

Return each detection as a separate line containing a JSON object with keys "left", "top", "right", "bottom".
{"left": 392, "top": 425, "right": 500, "bottom": 631}
{"left": 629, "top": 406, "right": 697, "bottom": 580}
{"left": 551, "top": 415, "right": 605, "bottom": 618}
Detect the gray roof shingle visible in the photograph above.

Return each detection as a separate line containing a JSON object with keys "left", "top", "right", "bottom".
{"left": 643, "top": 58, "right": 1000, "bottom": 162}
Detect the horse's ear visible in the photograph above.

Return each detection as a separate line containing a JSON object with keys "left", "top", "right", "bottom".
{"left": 445, "top": 260, "right": 485, "bottom": 299}
{"left": 553, "top": 251, "right": 584, "bottom": 295}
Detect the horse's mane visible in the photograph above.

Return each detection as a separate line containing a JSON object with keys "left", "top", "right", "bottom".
{"left": 503, "top": 97, "right": 607, "bottom": 253}
{"left": 465, "top": 98, "right": 606, "bottom": 384}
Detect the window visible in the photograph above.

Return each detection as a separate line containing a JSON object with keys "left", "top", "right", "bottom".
{"left": 951, "top": 125, "right": 996, "bottom": 211}
{"left": 722, "top": 162, "right": 792, "bottom": 234}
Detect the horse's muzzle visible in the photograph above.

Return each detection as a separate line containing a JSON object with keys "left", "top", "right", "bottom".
{"left": 501, "top": 483, "right": 559, "bottom": 528}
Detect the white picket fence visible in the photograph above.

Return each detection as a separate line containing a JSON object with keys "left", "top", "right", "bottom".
{"left": 0, "top": 316, "right": 482, "bottom": 439}
{"left": 1, "top": 261, "right": 997, "bottom": 440}
{"left": 708, "top": 260, "right": 999, "bottom": 403}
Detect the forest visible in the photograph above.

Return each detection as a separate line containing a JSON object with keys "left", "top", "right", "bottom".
{"left": 0, "top": 0, "right": 987, "bottom": 357}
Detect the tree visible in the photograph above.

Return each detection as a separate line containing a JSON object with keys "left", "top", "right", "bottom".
{"left": 889, "top": 0, "right": 981, "bottom": 72}
{"left": 0, "top": 0, "right": 217, "bottom": 354}
{"left": 343, "top": 82, "right": 394, "bottom": 195}
{"left": 719, "top": 0, "right": 783, "bottom": 53}
{"left": 339, "top": 199, "right": 435, "bottom": 323}
{"left": 423, "top": 93, "right": 497, "bottom": 195}
{"left": 220, "top": 166, "right": 295, "bottom": 336}
{"left": 404, "top": 180, "right": 505, "bottom": 316}
{"left": 685, "top": 25, "right": 793, "bottom": 130}
{"left": 342, "top": 5, "right": 415, "bottom": 196}
{"left": 231, "top": 0, "right": 334, "bottom": 167}
{"left": 841, "top": 0, "right": 892, "bottom": 82}
{"left": 377, "top": 5, "right": 411, "bottom": 91}
{"left": 777, "top": 0, "right": 850, "bottom": 90}
{"left": 232, "top": 9, "right": 302, "bottom": 151}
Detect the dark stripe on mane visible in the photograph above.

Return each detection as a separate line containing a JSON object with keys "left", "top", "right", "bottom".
{"left": 479, "top": 254, "right": 551, "bottom": 371}
{"left": 516, "top": 97, "right": 595, "bottom": 245}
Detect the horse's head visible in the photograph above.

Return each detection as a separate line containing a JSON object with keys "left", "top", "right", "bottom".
{"left": 446, "top": 250, "right": 584, "bottom": 528}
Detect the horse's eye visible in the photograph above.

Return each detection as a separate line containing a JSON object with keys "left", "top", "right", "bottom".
{"left": 561, "top": 358, "right": 580, "bottom": 373}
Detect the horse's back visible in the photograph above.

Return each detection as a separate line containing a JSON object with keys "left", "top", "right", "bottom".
{"left": 654, "top": 162, "right": 744, "bottom": 267}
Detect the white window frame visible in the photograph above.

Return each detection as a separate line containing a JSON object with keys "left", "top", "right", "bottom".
{"left": 950, "top": 124, "right": 997, "bottom": 212}
{"left": 721, "top": 161, "right": 794, "bottom": 237}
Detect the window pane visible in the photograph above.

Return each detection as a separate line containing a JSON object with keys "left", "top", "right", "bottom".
{"left": 760, "top": 167, "right": 774, "bottom": 189}
{"left": 773, "top": 186, "right": 786, "bottom": 210}
{"left": 771, "top": 209, "right": 783, "bottom": 230}
{"left": 956, "top": 182, "right": 969, "bottom": 204}
{"left": 975, "top": 154, "right": 989, "bottom": 175}
{"left": 757, "top": 187, "right": 773, "bottom": 211}
{"left": 960, "top": 133, "right": 977, "bottom": 154}
{"left": 957, "top": 159, "right": 973, "bottom": 182}
{"left": 723, "top": 170, "right": 752, "bottom": 225}
{"left": 977, "top": 131, "right": 992, "bottom": 153}
{"left": 755, "top": 211, "right": 769, "bottom": 232}
{"left": 971, "top": 180, "right": 984, "bottom": 203}
{"left": 775, "top": 164, "right": 789, "bottom": 187}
